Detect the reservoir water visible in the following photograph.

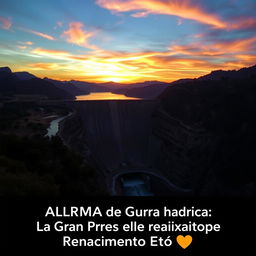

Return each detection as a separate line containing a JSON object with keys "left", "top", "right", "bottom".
{"left": 76, "top": 92, "right": 141, "bottom": 101}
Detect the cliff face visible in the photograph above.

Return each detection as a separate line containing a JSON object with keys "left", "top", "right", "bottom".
{"left": 154, "top": 69, "right": 256, "bottom": 196}
{"left": 153, "top": 107, "right": 218, "bottom": 192}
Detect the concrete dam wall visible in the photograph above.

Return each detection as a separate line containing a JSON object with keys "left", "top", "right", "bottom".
{"left": 61, "top": 100, "right": 192, "bottom": 195}
{"left": 73, "top": 100, "right": 162, "bottom": 173}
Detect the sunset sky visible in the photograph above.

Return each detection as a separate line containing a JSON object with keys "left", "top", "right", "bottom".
{"left": 0, "top": 0, "right": 256, "bottom": 83}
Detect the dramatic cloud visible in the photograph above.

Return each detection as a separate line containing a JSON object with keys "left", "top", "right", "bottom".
{"left": 232, "top": 55, "right": 256, "bottom": 67}
{"left": 230, "top": 17, "right": 256, "bottom": 30}
{"left": 19, "top": 41, "right": 33, "bottom": 46}
{"left": 62, "top": 22, "right": 98, "bottom": 49}
{"left": 28, "top": 63, "right": 59, "bottom": 70}
{"left": 27, "top": 35, "right": 256, "bottom": 82}
{"left": 96, "top": 0, "right": 227, "bottom": 28}
{"left": 96, "top": 0, "right": 256, "bottom": 31}
{"left": 32, "top": 48, "right": 70, "bottom": 58}
{"left": 16, "top": 41, "right": 34, "bottom": 50}
{"left": 21, "top": 28, "right": 55, "bottom": 40}
{"left": 4, "top": 0, "right": 255, "bottom": 83}
{"left": 0, "top": 16, "right": 12, "bottom": 30}
{"left": 169, "top": 37, "right": 256, "bottom": 57}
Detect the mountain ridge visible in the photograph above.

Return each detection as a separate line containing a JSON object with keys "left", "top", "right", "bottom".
{"left": 1, "top": 64, "right": 255, "bottom": 99}
{"left": 0, "top": 67, "right": 74, "bottom": 99}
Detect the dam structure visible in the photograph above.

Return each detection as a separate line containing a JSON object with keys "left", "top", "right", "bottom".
{"left": 62, "top": 99, "right": 191, "bottom": 196}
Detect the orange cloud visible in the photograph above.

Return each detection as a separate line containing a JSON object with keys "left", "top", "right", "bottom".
{"left": 17, "top": 41, "right": 34, "bottom": 48}
{"left": 96, "top": 0, "right": 256, "bottom": 31}
{"left": 96, "top": 0, "right": 227, "bottom": 28}
{"left": 229, "top": 55, "right": 256, "bottom": 68}
{"left": 17, "top": 45, "right": 27, "bottom": 49}
{"left": 32, "top": 48, "right": 70, "bottom": 57}
{"left": 24, "top": 41, "right": 33, "bottom": 45}
{"left": 28, "top": 63, "right": 59, "bottom": 70}
{"left": 62, "top": 22, "right": 98, "bottom": 49}
{"left": 31, "top": 31, "right": 55, "bottom": 40}
{"left": 169, "top": 37, "right": 256, "bottom": 57}
{"left": 230, "top": 17, "right": 256, "bottom": 30}
{"left": 0, "top": 16, "right": 12, "bottom": 30}
{"left": 21, "top": 28, "right": 55, "bottom": 40}
{"left": 27, "top": 41, "right": 256, "bottom": 83}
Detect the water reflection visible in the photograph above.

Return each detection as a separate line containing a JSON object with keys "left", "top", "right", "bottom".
{"left": 76, "top": 92, "right": 141, "bottom": 101}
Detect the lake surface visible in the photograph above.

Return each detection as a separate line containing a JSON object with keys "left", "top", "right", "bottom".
{"left": 76, "top": 92, "right": 141, "bottom": 101}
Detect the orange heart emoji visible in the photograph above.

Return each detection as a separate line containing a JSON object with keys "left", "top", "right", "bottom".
{"left": 176, "top": 235, "right": 192, "bottom": 249}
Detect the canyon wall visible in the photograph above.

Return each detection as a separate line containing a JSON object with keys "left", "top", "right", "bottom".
{"left": 153, "top": 76, "right": 256, "bottom": 196}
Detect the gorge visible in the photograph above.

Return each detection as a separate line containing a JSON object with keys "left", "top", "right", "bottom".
{"left": 1, "top": 65, "right": 256, "bottom": 197}
{"left": 60, "top": 65, "right": 256, "bottom": 196}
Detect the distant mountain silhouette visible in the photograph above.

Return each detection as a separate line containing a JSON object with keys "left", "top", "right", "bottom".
{"left": 170, "top": 78, "right": 194, "bottom": 85}
{"left": 14, "top": 71, "right": 37, "bottom": 80}
{"left": 44, "top": 78, "right": 90, "bottom": 96}
{"left": 114, "top": 83, "right": 169, "bottom": 99}
{"left": 70, "top": 80, "right": 169, "bottom": 97}
{"left": 69, "top": 80, "right": 109, "bottom": 92}
{"left": 129, "top": 80, "right": 168, "bottom": 87}
{"left": 1, "top": 64, "right": 256, "bottom": 101}
{"left": 198, "top": 65, "right": 256, "bottom": 81}
{"left": 0, "top": 67, "right": 73, "bottom": 99}
{"left": 0, "top": 67, "right": 19, "bottom": 93}
{"left": 0, "top": 67, "right": 12, "bottom": 74}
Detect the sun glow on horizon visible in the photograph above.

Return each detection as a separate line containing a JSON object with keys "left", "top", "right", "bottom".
{"left": 104, "top": 77, "right": 128, "bottom": 83}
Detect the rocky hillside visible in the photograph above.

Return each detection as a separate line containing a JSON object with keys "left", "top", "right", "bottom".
{"left": 0, "top": 67, "right": 74, "bottom": 100}
{"left": 153, "top": 65, "right": 256, "bottom": 196}
{"left": 114, "top": 83, "right": 169, "bottom": 99}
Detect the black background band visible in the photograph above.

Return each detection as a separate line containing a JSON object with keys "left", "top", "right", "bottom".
{"left": 1, "top": 197, "right": 254, "bottom": 255}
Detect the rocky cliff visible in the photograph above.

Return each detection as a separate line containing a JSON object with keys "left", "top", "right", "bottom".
{"left": 153, "top": 65, "right": 256, "bottom": 196}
